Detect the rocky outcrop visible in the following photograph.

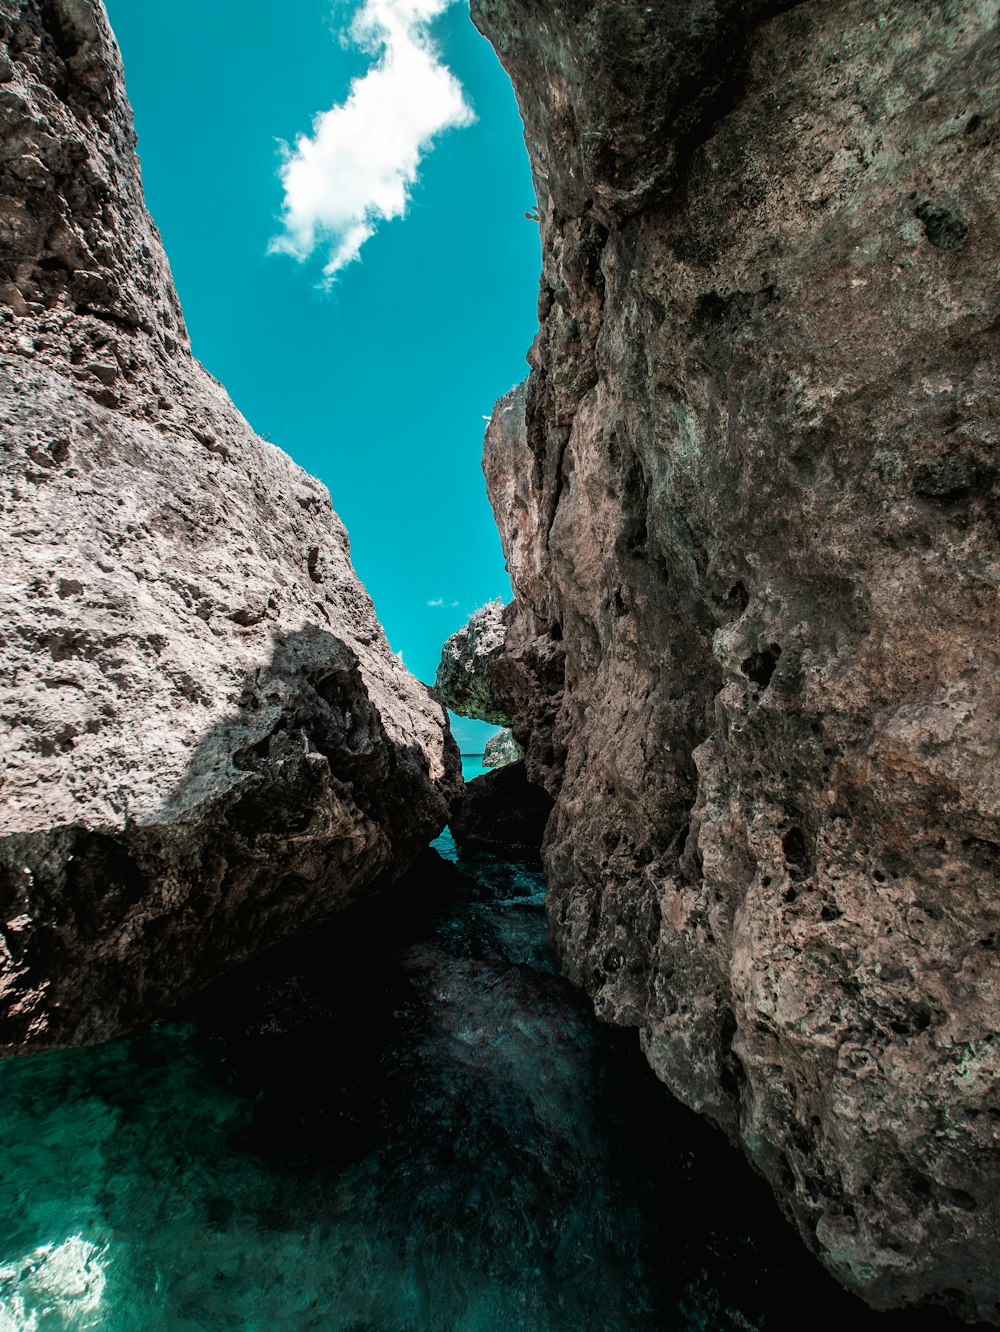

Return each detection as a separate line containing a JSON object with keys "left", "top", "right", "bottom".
{"left": 473, "top": 0, "right": 1000, "bottom": 1321}
{"left": 434, "top": 599, "right": 509, "bottom": 726}
{"left": 483, "top": 728, "right": 523, "bottom": 770}
{"left": 451, "top": 763, "right": 552, "bottom": 856}
{"left": 0, "top": 0, "right": 461, "bottom": 1054}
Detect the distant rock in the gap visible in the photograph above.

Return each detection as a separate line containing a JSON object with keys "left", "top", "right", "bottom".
{"left": 0, "top": 0, "right": 461, "bottom": 1056}
{"left": 483, "top": 728, "right": 523, "bottom": 770}
{"left": 434, "top": 599, "right": 510, "bottom": 726}
{"left": 435, "top": 602, "right": 549, "bottom": 852}
{"left": 451, "top": 762, "right": 553, "bottom": 855}
{"left": 473, "top": 0, "right": 1000, "bottom": 1322}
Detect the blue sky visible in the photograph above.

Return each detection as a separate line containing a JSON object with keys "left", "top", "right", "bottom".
{"left": 103, "top": 0, "right": 538, "bottom": 752}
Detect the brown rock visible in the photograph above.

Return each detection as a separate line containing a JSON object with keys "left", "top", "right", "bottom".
{"left": 0, "top": 0, "right": 461, "bottom": 1053}
{"left": 473, "top": 0, "right": 1000, "bottom": 1320}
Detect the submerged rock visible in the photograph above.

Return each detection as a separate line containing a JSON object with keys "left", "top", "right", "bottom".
{"left": 434, "top": 598, "right": 510, "bottom": 726}
{"left": 474, "top": 0, "right": 1000, "bottom": 1321}
{"left": 451, "top": 762, "right": 553, "bottom": 855}
{"left": 0, "top": 0, "right": 461, "bottom": 1054}
{"left": 483, "top": 727, "right": 524, "bottom": 769}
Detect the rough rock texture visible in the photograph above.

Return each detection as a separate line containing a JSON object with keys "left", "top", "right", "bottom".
{"left": 0, "top": 0, "right": 461, "bottom": 1054}
{"left": 434, "top": 599, "right": 510, "bottom": 726}
{"left": 473, "top": 0, "right": 1000, "bottom": 1321}
{"left": 451, "top": 763, "right": 553, "bottom": 856}
{"left": 483, "top": 728, "right": 524, "bottom": 770}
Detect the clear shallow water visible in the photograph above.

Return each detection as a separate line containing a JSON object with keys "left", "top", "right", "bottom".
{"left": 0, "top": 835, "right": 970, "bottom": 1330}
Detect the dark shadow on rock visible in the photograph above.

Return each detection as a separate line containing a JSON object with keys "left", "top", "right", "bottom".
{"left": 173, "top": 844, "right": 468, "bottom": 1166}
{"left": 0, "top": 625, "right": 459, "bottom": 1055}
{"left": 165, "top": 839, "right": 982, "bottom": 1332}
{"left": 451, "top": 760, "right": 554, "bottom": 855}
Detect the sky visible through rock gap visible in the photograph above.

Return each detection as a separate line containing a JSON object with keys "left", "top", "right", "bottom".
{"left": 103, "top": 0, "right": 539, "bottom": 752}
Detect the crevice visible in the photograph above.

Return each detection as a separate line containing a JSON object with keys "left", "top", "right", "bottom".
{"left": 741, "top": 643, "right": 781, "bottom": 690}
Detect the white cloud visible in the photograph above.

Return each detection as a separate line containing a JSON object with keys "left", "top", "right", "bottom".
{"left": 427, "top": 597, "right": 445, "bottom": 607}
{"left": 271, "top": 0, "right": 474, "bottom": 279}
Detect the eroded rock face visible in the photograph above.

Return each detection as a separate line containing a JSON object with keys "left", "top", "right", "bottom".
{"left": 473, "top": 0, "right": 1000, "bottom": 1320}
{"left": 434, "top": 599, "right": 510, "bottom": 726}
{"left": 483, "top": 728, "right": 523, "bottom": 770}
{"left": 0, "top": 0, "right": 461, "bottom": 1053}
{"left": 451, "top": 763, "right": 553, "bottom": 856}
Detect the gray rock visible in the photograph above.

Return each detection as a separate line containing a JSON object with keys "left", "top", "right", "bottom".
{"left": 434, "top": 599, "right": 510, "bottom": 727}
{"left": 483, "top": 728, "right": 523, "bottom": 770}
{"left": 474, "top": 0, "right": 1000, "bottom": 1321}
{"left": 0, "top": 0, "right": 461, "bottom": 1053}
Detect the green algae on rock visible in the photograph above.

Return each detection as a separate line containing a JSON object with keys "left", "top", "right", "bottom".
{"left": 483, "top": 727, "right": 524, "bottom": 769}
{"left": 434, "top": 599, "right": 511, "bottom": 727}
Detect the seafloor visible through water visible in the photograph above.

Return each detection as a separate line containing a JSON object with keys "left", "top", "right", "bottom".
{"left": 0, "top": 763, "right": 973, "bottom": 1331}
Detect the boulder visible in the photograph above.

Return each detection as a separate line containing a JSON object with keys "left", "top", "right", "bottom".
{"left": 483, "top": 728, "right": 524, "bottom": 770}
{"left": 433, "top": 599, "right": 510, "bottom": 726}
{"left": 0, "top": 0, "right": 461, "bottom": 1053}
{"left": 451, "top": 763, "right": 553, "bottom": 856}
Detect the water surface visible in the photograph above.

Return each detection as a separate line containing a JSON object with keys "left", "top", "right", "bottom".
{"left": 0, "top": 825, "right": 970, "bottom": 1330}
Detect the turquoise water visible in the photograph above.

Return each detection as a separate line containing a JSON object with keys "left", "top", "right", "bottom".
{"left": 0, "top": 842, "right": 968, "bottom": 1331}
{"left": 460, "top": 754, "right": 488, "bottom": 782}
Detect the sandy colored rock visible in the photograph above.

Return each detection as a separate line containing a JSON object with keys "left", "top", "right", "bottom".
{"left": 0, "top": 0, "right": 461, "bottom": 1054}
{"left": 474, "top": 0, "right": 1000, "bottom": 1320}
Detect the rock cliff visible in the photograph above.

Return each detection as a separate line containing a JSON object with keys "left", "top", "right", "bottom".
{"left": 473, "top": 0, "right": 1000, "bottom": 1320}
{"left": 0, "top": 0, "right": 460, "bottom": 1054}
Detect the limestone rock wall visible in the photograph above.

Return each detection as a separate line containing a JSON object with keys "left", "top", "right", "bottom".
{"left": 473, "top": 0, "right": 1000, "bottom": 1319}
{"left": 0, "top": 0, "right": 461, "bottom": 1053}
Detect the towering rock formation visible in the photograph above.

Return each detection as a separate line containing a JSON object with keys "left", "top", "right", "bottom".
{"left": 473, "top": 0, "right": 1000, "bottom": 1319}
{"left": 0, "top": 0, "right": 460, "bottom": 1053}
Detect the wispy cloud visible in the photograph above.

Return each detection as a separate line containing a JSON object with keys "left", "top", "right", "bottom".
{"left": 426, "top": 597, "right": 461, "bottom": 608}
{"left": 271, "top": 0, "right": 474, "bottom": 280}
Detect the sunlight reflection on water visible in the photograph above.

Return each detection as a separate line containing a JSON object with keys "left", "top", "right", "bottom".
{"left": 0, "top": 1237, "right": 108, "bottom": 1330}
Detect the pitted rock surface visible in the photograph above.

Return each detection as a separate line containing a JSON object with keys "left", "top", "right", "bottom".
{"left": 434, "top": 599, "right": 510, "bottom": 727}
{"left": 474, "top": 0, "right": 1000, "bottom": 1320}
{"left": 0, "top": 0, "right": 461, "bottom": 1053}
{"left": 483, "top": 728, "right": 524, "bottom": 770}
